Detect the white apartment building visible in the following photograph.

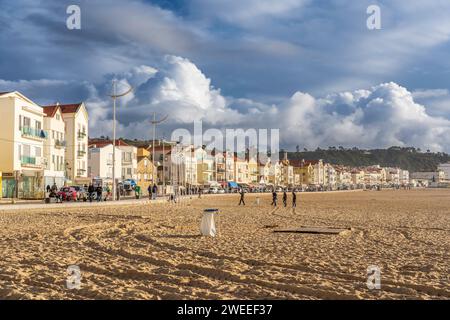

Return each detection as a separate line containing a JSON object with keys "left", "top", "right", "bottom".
{"left": 117, "top": 142, "right": 137, "bottom": 181}
{"left": 43, "top": 103, "right": 89, "bottom": 185}
{"left": 437, "top": 163, "right": 450, "bottom": 181}
{"left": 410, "top": 171, "right": 445, "bottom": 183}
{"left": 0, "top": 91, "right": 48, "bottom": 198}
{"left": 43, "top": 105, "right": 66, "bottom": 188}
{"left": 88, "top": 143, "right": 122, "bottom": 181}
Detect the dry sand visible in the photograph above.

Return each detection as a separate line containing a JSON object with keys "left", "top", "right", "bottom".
{"left": 0, "top": 189, "right": 448, "bottom": 300}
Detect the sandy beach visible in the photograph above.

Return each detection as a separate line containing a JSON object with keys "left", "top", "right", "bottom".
{"left": 0, "top": 189, "right": 448, "bottom": 300}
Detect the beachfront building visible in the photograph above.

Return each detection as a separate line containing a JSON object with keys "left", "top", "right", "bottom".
{"left": 410, "top": 171, "right": 445, "bottom": 184}
{"left": 196, "top": 147, "right": 216, "bottom": 186}
{"left": 45, "top": 102, "right": 89, "bottom": 186}
{"left": 247, "top": 156, "right": 259, "bottom": 185}
{"left": 437, "top": 163, "right": 450, "bottom": 181}
{"left": 279, "top": 159, "right": 294, "bottom": 187}
{"left": 224, "top": 151, "right": 235, "bottom": 183}
{"left": 385, "top": 167, "right": 400, "bottom": 185}
{"left": 42, "top": 105, "right": 66, "bottom": 189}
{"left": 214, "top": 152, "right": 226, "bottom": 185}
{"left": 184, "top": 145, "right": 198, "bottom": 188}
{"left": 258, "top": 159, "right": 272, "bottom": 185}
{"left": 351, "top": 169, "right": 365, "bottom": 187}
{"left": 87, "top": 143, "right": 122, "bottom": 181}
{"left": 234, "top": 153, "right": 249, "bottom": 184}
{"left": 118, "top": 142, "right": 137, "bottom": 181}
{"left": 324, "top": 163, "right": 337, "bottom": 189}
{"left": 400, "top": 170, "right": 410, "bottom": 185}
{"left": 136, "top": 147, "right": 156, "bottom": 194}
{"left": 335, "top": 166, "right": 352, "bottom": 187}
{"left": 0, "top": 91, "right": 48, "bottom": 198}
{"left": 148, "top": 140, "right": 174, "bottom": 186}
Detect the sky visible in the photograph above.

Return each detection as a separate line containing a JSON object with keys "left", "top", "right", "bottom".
{"left": 0, "top": 0, "right": 449, "bottom": 152}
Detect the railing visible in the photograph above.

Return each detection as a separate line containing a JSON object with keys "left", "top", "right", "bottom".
{"left": 77, "top": 131, "right": 87, "bottom": 139}
{"left": 21, "top": 127, "right": 47, "bottom": 139}
{"left": 21, "top": 156, "right": 36, "bottom": 165}
{"left": 54, "top": 139, "right": 66, "bottom": 148}
{"left": 21, "top": 156, "right": 45, "bottom": 168}
{"left": 77, "top": 150, "right": 86, "bottom": 157}
{"left": 77, "top": 169, "right": 86, "bottom": 176}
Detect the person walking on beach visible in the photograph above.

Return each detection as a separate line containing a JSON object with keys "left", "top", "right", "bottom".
{"left": 88, "top": 183, "right": 94, "bottom": 202}
{"left": 152, "top": 184, "right": 158, "bottom": 200}
{"left": 96, "top": 185, "right": 103, "bottom": 202}
{"left": 271, "top": 191, "right": 277, "bottom": 207}
{"left": 147, "top": 184, "right": 152, "bottom": 200}
{"left": 238, "top": 189, "right": 245, "bottom": 206}
{"left": 283, "top": 190, "right": 287, "bottom": 207}
{"left": 292, "top": 190, "right": 297, "bottom": 208}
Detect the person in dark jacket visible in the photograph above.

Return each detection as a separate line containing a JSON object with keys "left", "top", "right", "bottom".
{"left": 152, "top": 184, "right": 158, "bottom": 200}
{"left": 292, "top": 190, "right": 297, "bottom": 208}
{"left": 148, "top": 185, "right": 152, "bottom": 200}
{"left": 238, "top": 189, "right": 245, "bottom": 205}
{"left": 271, "top": 191, "right": 277, "bottom": 207}
{"left": 88, "top": 184, "right": 95, "bottom": 202}
{"left": 96, "top": 185, "right": 102, "bottom": 202}
{"left": 283, "top": 190, "right": 287, "bottom": 207}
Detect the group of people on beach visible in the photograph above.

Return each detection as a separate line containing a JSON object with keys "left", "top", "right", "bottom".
{"left": 238, "top": 189, "right": 297, "bottom": 208}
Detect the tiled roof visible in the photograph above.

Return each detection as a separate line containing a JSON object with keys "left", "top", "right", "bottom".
{"left": 88, "top": 139, "right": 130, "bottom": 148}
{"left": 42, "top": 105, "right": 59, "bottom": 117}
{"left": 42, "top": 103, "right": 82, "bottom": 114}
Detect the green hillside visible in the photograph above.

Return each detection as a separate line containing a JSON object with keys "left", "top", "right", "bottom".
{"left": 286, "top": 147, "right": 450, "bottom": 172}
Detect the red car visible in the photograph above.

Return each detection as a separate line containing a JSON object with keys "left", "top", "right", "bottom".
{"left": 58, "top": 187, "right": 77, "bottom": 201}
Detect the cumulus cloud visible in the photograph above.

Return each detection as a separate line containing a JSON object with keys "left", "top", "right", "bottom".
{"left": 1, "top": 56, "right": 449, "bottom": 152}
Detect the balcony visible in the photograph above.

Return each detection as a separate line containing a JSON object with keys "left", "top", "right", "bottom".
{"left": 77, "top": 150, "right": 86, "bottom": 157}
{"left": 77, "top": 131, "right": 87, "bottom": 140}
{"left": 54, "top": 139, "right": 66, "bottom": 149}
{"left": 122, "top": 158, "right": 133, "bottom": 165}
{"left": 21, "top": 156, "right": 44, "bottom": 168}
{"left": 21, "top": 127, "right": 47, "bottom": 140}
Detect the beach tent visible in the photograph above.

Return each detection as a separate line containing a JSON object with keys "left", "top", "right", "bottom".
{"left": 228, "top": 181, "right": 238, "bottom": 188}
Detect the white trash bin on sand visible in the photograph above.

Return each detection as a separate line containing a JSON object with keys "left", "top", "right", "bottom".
{"left": 200, "top": 209, "right": 219, "bottom": 237}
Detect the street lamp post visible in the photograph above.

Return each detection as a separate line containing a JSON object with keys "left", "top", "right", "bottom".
{"left": 109, "top": 80, "right": 132, "bottom": 201}
{"left": 150, "top": 112, "right": 168, "bottom": 186}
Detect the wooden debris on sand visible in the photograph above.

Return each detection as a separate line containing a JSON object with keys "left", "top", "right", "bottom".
{"left": 273, "top": 226, "right": 353, "bottom": 236}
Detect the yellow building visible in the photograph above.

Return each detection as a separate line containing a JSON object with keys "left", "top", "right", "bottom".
{"left": 0, "top": 91, "right": 47, "bottom": 198}
{"left": 136, "top": 148, "right": 156, "bottom": 194}
{"left": 247, "top": 156, "right": 259, "bottom": 184}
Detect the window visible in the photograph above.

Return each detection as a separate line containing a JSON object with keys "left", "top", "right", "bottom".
{"left": 23, "top": 117, "right": 30, "bottom": 128}
{"left": 35, "top": 120, "right": 41, "bottom": 131}
{"left": 35, "top": 146, "right": 41, "bottom": 157}
{"left": 19, "top": 115, "right": 22, "bottom": 130}
{"left": 56, "top": 114, "right": 60, "bottom": 121}
{"left": 23, "top": 144, "right": 30, "bottom": 157}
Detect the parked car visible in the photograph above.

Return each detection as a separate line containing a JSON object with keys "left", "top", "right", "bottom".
{"left": 71, "top": 186, "right": 88, "bottom": 201}
{"left": 58, "top": 187, "right": 77, "bottom": 201}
